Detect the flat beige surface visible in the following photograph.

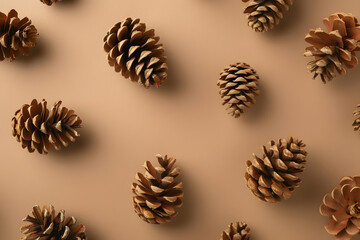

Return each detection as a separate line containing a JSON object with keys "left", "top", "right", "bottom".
{"left": 1, "top": 0, "right": 360, "bottom": 239}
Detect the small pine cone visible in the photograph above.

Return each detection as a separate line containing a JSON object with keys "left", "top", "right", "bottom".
{"left": 11, "top": 99, "right": 82, "bottom": 154}
{"left": 245, "top": 137, "right": 307, "bottom": 203}
{"left": 217, "top": 62, "right": 260, "bottom": 118}
{"left": 0, "top": 9, "right": 38, "bottom": 61}
{"left": 242, "top": 0, "right": 293, "bottom": 32}
{"left": 103, "top": 18, "right": 168, "bottom": 88}
{"left": 304, "top": 13, "right": 360, "bottom": 83}
{"left": 21, "top": 205, "right": 87, "bottom": 240}
{"left": 353, "top": 104, "right": 360, "bottom": 132}
{"left": 221, "top": 222, "right": 251, "bottom": 240}
{"left": 132, "top": 154, "right": 184, "bottom": 224}
{"left": 320, "top": 176, "right": 360, "bottom": 240}
{"left": 40, "top": 0, "right": 62, "bottom": 6}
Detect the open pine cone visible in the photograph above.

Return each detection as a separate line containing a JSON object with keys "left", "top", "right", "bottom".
{"left": 217, "top": 62, "right": 260, "bottom": 118}
{"left": 103, "top": 18, "right": 168, "bottom": 88}
{"left": 304, "top": 13, "right": 360, "bottom": 83}
{"left": 11, "top": 99, "right": 82, "bottom": 154}
{"left": 0, "top": 9, "right": 38, "bottom": 61}
{"left": 21, "top": 205, "right": 87, "bottom": 240}
{"left": 40, "top": 0, "right": 62, "bottom": 5}
{"left": 320, "top": 176, "right": 360, "bottom": 240}
{"left": 132, "top": 154, "right": 183, "bottom": 224}
{"left": 242, "top": 0, "right": 293, "bottom": 32}
{"left": 245, "top": 137, "right": 307, "bottom": 202}
{"left": 352, "top": 104, "right": 360, "bottom": 132}
{"left": 221, "top": 222, "right": 251, "bottom": 240}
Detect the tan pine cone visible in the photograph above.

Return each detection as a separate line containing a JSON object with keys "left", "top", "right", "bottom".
{"left": 0, "top": 9, "right": 38, "bottom": 61}
{"left": 217, "top": 62, "right": 260, "bottom": 118}
{"left": 132, "top": 154, "right": 184, "bottom": 224}
{"left": 242, "top": 0, "right": 293, "bottom": 32}
{"left": 11, "top": 99, "right": 82, "bottom": 154}
{"left": 245, "top": 137, "right": 307, "bottom": 203}
{"left": 21, "top": 205, "right": 87, "bottom": 240}
{"left": 352, "top": 104, "right": 360, "bottom": 132}
{"left": 304, "top": 13, "right": 360, "bottom": 83}
{"left": 320, "top": 176, "right": 360, "bottom": 240}
{"left": 221, "top": 222, "right": 251, "bottom": 240}
{"left": 103, "top": 18, "right": 168, "bottom": 88}
{"left": 40, "top": 0, "right": 62, "bottom": 6}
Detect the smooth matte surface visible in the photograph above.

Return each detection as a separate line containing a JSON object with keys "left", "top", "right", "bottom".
{"left": 1, "top": 0, "right": 360, "bottom": 239}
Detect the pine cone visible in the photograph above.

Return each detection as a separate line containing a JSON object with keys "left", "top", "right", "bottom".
{"left": 353, "top": 104, "right": 360, "bottom": 132}
{"left": 320, "top": 176, "right": 360, "bottom": 240}
{"left": 242, "top": 0, "right": 293, "bottom": 32}
{"left": 245, "top": 137, "right": 307, "bottom": 203}
{"left": 132, "top": 154, "right": 183, "bottom": 224}
{"left": 217, "top": 62, "right": 260, "bottom": 118}
{"left": 221, "top": 222, "right": 251, "bottom": 240}
{"left": 40, "top": 0, "right": 62, "bottom": 6}
{"left": 11, "top": 99, "right": 82, "bottom": 154}
{"left": 103, "top": 18, "right": 168, "bottom": 88}
{"left": 21, "top": 205, "right": 87, "bottom": 240}
{"left": 304, "top": 13, "right": 360, "bottom": 83}
{"left": 0, "top": 9, "right": 38, "bottom": 61}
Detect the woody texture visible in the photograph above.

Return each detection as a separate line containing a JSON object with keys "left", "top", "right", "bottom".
{"left": 352, "top": 104, "right": 360, "bottom": 132}
{"left": 40, "top": 0, "right": 62, "bottom": 6}
{"left": 221, "top": 222, "right": 251, "bottom": 240}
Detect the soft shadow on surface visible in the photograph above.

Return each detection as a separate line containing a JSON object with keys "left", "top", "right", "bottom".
{"left": 15, "top": 38, "right": 48, "bottom": 64}
{"left": 84, "top": 223, "right": 103, "bottom": 240}
{"left": 57, "top": 0, "right": 81, "bottom": 7}
{"left": 328, "top": 66, "right": 360, "bottom": 91}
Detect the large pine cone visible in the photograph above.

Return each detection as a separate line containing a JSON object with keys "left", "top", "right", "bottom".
{"left": 40, "top": 0, "right": 62, "bottom": 6}
{"left": 103, "top": 18, "right": 168, "bottom": 88}
{"left": 353, "top": 104, "right": 360, "bottom": 132}
{"left": 320, "top": 176, "right": 360, "bottom": 240}
{"left": 242, "top": 0, "right": 293, "bottom": 32}
{"left": 11, "top": 99, "right": 82, "bottom": 154}
{"left": 21, "top": 205, "right": 87, "bottom": 240}
{"left": 0, "top": 9, "right": 38, "bottom": 61}
{"left": 217, "top": 62, "right": 260, "bottom": 118}
{"left": 221, "top": 222, "right": 250, "bottom": 240}
{"left": 304, "top": 13, "right": 360, "bottom": 83}
{"left": 245, "top": 137, "right": 307, "bottom": 202}
{"left": 132, "top": 154, "right": 183, "bottom": 224}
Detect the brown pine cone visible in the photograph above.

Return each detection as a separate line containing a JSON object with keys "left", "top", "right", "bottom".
{"left": 21, "top": 205, "right": 87, "bottom": 240}
{"left": 242, "top": 0, "right": 293, "bottom": 32}
{"left": 320, "top": 176, "right": 360, "bottom": 240}
{"left": 245, "top": 137, "right": 307, "bottom": 203}
{"left": 103, "top": 18, "right": 168, "bottom": 88}
{"left": 221, "top": 222, "right": 250, "bottom": 240}
{"left": 40, "top": 0, "right": 62, "bottom": 6}
{"left": 352, "top": 104, "right": 360, "bottom": 132}
{"left": 11, "top": 99, "right": 82, "bottom": 154}
{"left": 132, "top": 154, "right": 183, "bottom": 224}
{"left": 0, "top": 9, "right": 38, "bottom": 61}
{"left": 304, "top": 13, "right": 360, "bottom": 83}
{"left": 217, "top": 62, "right": 260, "bottom": 118}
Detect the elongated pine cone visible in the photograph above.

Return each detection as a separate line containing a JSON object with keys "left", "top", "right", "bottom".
{"left": 132, "top": 154, "right": 183, "bottom": 224}
{"left": 40, "top": 0, "right": 62, "bottom": 6}
{"left": 353, "top": 104, "right": 360, "bottom": 132}
{"left": 304, "top": 13, "right": 360, "bottom": 83}
{"left": 242, "top": 0, "right": 293, "bottom": 32}
{"left": 217, "top": 62, "right": 259, "bottom": 118}
{"left": 103, "top": 18, "right": 168, "bottom": 88}
{"left": 0, "top": 9, "right": 38, "bottom": 61}
{"left": 221, "top": 222, "right": 250, "bottom": 240}
{"left": 320, "top": 176, "right": 360, "bottom": 240}
{"left": 21, "top": 205, "right": 87, "bottom": 240}
{"left": 245, "top": 137, "right": 307, "bottom": 202}
{"left": 11, "top": 99, "right": 82, "bottom": 154}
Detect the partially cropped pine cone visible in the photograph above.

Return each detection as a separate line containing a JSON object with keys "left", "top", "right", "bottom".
{"left": 40, "top": 0, "right": 62, "bottom": 6}
{"left": 21, "top": 205, "right": 87, "bottom": 240}
{"left": 353, "top": 104, "right": 360, "bottom": 132}
{"left": 320, "top": 176, "right": 360, "bottom": 240}
{"left": 242, "top": 0, "right": 293, "bottom": 32}
{"left": 0, "top": 9, "right": 38, "bottom": 61}
{"left": 217, "top": 62, "right": 260, "bottom": 118}
{"left": 103, "top": 18, "right": 168, "bottom": 88}
{"left": 11, "top": 99, "right": 82, "bottom": 154}
{"left": 245, "top": 137, "right": 307, "bottom": 202}
{"left": 132, "top": 154, "right": 183, "bottom": 224}
{"left": 304, "top": 13, "right": 360, "bottom": 83}
{"left": 221, "top": 222, "right": 251, "bottom": 240}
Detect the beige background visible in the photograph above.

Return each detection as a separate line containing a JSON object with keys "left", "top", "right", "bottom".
{"left": 1, "top": 0, "right": 360, "bottom": 239}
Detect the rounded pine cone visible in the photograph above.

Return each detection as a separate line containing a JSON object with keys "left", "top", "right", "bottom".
{"left": 242, "top": 0, "right": 293, "bottom": 32}
{"left": 245, "top": 137, "right": 307, "bottom": 203}
{"left": 132, "top": 154, "right": 183, "bottom": 224}
{"left": 103, "top": 18, "right": 168, "bottom": 88}
{"left": 320, "top": 176, "right": 360, "bottom": 240}
{"left": 40, "top": 0, "right": 62, "bottom": 6}
{"left": 304, "top": 13, "right": 360, "bottom": 83}
{"left": 352, "top": 104, "right": 360, "bottom": 132}
{"left": 21, "top": 205, "right": 87, "bottom": 240}
{"left": 217, "top": 62, "right": 260, "bottom": 118}
{"left": 11, "top": 99, "right": 82, "bottom": 154}
{"left": 221, "top": 222, "right": 250, "bottom": 240}
{"left": 0, "top": 9, "right": 38, "bottom": 61}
